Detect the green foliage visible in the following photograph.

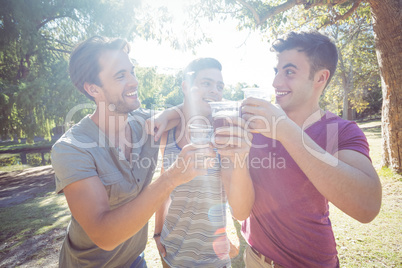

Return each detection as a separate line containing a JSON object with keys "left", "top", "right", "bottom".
{"left": 26, "top": 153, "right": 46, "bottom": 167}
{"left": 0, "top": 152, "right": 50, "bottom": 167}
{"left": 212, "top": 0, "right": 381, "bottom": 118}
{"left": 135, "top": 66, "right": 184, "bottom": 109}
{"left": 164, "top": 87, "right": 184, "bottom": 107}
{"left": 0, "top": 154, "right": 19, "bottom": 166}
{"left": 319, "top": 16, "right": 381, "bottom": 118}
{"left": 0, "top": 0, "right": 383, "bottom": 142}
{"left": 223, "top": 82, "right": 254, "bottom": 101}
{"left": 356, "top": 85, "right": 382, "bottom": 119}
{"left": 0, "top": 0, "right": 149, "bottom": 141}
{"left": 162, "top": 72, "right": 184, "bottom": 107}
{"left": 135, "top": 2, "right": 212, "bottom": 52}
{"left": 158, "top": 1, "right": 380, "bottom": 118}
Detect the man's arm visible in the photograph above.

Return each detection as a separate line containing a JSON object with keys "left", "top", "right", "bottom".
{"left": 64, "top": 173, "right": 173, "bottom": 251}
{"left": 63, "top": 144, "right": 216, "bottom": 251}
{"left": 280, "top": 125, "right": 381, "bottom": 223}
{"left": 220, "top": 161, "right": 255, "bottom": 221}
{"left": 242, "top": 99, "right": 382, "bottom": 223}
{"left": 214, "top": 117, "right": 255, "bottom": 221}
{"left": 146, "top": 104, "right": 183, "bottom": 141}
{"left": 153, "top": 196, "right": 170, "bottom": 257}
{"left": 153, "top": 132, "right": 170, "bottom": 257}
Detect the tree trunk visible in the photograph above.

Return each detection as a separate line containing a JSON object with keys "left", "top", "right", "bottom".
{"left": 343, "top": 90, "right": 349, "bottom": 120}
{"left": 347, "top": 107, "right": 356, "bottom": 121}
{"left": 368, "top": 0, "right": 402, "bottom": 173}
{"left": 338, "top": 51, "right": 351, "bottom": 120}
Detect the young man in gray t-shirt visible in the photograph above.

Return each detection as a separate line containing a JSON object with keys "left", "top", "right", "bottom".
{"left": 52, "top": 36, "right": 215, "bottom": 267}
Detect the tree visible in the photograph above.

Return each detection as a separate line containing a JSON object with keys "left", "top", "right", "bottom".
{"left": 0, "top": 0, "right": 142, "bottom": 142}
{"left": 135, "top": 66, "right": 183, "bottom": 109}
{"left": 161, "top": 72, "right": 184, "bottom": 108}
{"left": 179, "top": 0, "right": 401, "bottom": 173}
{"left": 320, "top": 19, "right": 380, "bottom": 120}
{"left": 223, "top": 82, "right": 255, "bottom": 101}
{"left": 368, "top": 1, "right": 402, "bottom": 173}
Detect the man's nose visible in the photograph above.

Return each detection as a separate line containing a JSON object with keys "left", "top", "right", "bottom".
{"left": 272, "top": 73, "right": 283, "bottom": 89}
{"left": 128, "top": 73, "right": 139, "bottom": 87}
{"left": 209, "top": 84, "right": 221, "bottom": 94}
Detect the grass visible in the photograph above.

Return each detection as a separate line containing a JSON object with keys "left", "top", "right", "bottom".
{"left": 0, "top": 119, "right": 401, "bottom": 267}
{"left": 0, "top": 193, "right": 70, "bottom": 244}
{"left": 331, "top": 168, "right": 401, "bottom": 267}
{"left": 0, "top": 191, "right": 70, "bottom": 267}
{"left": 0, "top": 164, "right": 32, "bottom": 173}
{"left": 0, "top": 153, "right": 29, "bottom": 172}
{"left": 0, "top": 153, "right": 18, "bottom": 160}
{"left": 0, "top": 140, "right": 54, "bottom": 152}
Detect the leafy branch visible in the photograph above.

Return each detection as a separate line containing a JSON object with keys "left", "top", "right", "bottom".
{"left": 234, "top": 0, "right": 361, "bottom": 26}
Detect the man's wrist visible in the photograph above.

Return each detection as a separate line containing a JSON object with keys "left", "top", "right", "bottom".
{"left": 163, "top": 166, "right": 182, "bottom": 189}
{"left": 153, "top": 233, "right": 161, "bottom": 239}
{"left": 163, "top": 104, "right": 183, "bottom": 120}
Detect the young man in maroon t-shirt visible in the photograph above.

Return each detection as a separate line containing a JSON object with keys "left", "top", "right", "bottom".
{"left": 241, "top": 31, "right": 382, "bottom": 267}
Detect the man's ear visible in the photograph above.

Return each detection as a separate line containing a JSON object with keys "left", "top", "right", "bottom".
{"left": 83, "top": 82, "right": 100, "bottom": 99}
{"left": 181, "top": 81, "right": 189, "bottom": 97}
{"left": 315, "top": 69, "right": 330, "bottom": 90}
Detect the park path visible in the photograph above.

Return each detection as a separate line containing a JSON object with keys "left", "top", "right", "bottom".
{"left": 0, "top": 165, "right": 62, "bottom": 268}
{"left": 0, "top": 165, "right": 55, "bottom": 208}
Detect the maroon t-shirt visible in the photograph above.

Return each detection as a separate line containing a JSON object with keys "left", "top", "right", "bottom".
{"left": 242, "top": 111, "right": 370, "bottom": 267}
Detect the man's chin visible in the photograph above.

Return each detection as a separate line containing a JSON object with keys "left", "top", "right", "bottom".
{"left": 127, "top": 100, "right": 141, "bottom": 110}
{"left": 117, "top": 103, "right": 141, "bottom": 114}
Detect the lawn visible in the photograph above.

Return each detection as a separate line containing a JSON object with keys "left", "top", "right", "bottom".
{"left": 0, "top": 119, "right": 401, "bottom": 267}
{"left": 0, "top": 140, "right": 54, "bottom": 153}
{"left": 330, "top": 120, "right": 401, "bottom": 267}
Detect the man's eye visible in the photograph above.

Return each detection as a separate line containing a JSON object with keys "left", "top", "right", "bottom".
{"left": 217, "top": 85, "right": 224, "bottom": 91}
{"left": 286, "top": 69, "right": 295, "bottom": 75}
{"left": 201, "top": 82, "right": 210, "bottom": 87}
{"left": 116, "top": 74, "right": 125, "bottom": 79}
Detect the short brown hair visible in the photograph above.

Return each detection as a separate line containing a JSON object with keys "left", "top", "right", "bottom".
{"left": 69, "top": 36, "right": 130, "bottom": 100}
{"left": 182, "top": 58, "right": 222, "bottom": 85}
{"left": 272, "top": 31, "right": 338, "bottom": 89}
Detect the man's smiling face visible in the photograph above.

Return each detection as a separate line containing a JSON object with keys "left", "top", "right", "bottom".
{"left": 272, "top": 49, "right": 318, "bottom": 114}
{"left": 97, "top": 49, "right": 140, "bottom": 114}
{"left": 184, "top": 68, "right": 224, "bottom": 116}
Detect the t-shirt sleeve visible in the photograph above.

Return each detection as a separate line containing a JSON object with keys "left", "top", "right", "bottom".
{"left": 51, "top": 141, "right": 98, "bottom": 194}
{"left": 130, "top": 108, "right": 152, "bottom": 120}
{"left": 337, "top": 121, "right": 371, "bottom": 161}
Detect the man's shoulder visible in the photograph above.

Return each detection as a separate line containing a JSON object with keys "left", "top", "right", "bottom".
{"left": 321, "top": 111, "right": 358, "bottom": 128}
{"left": 129, "top": 108, "right": 152, "bottom": 120}
{"left": 52, "top": 116, "right": 98, "bottom": 151}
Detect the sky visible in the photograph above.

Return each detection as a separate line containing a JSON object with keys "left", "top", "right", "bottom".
{"left": 130, "top": 1, "right": 276, "bottom": 90}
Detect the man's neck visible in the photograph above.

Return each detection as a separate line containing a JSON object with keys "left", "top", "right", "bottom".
{"left": 182, "top": 101, "right": 213, "bottom": 124}
{"left": 182, "top": 101, "right": 195, "bottom": 122}
{"left": 176, "top": 102, "right": 212, "bottom": 146}
{"left": 90, "top": 107, "right": 129, "bottom": 143}
{"left": 286, "top": 106, "right": 325, "bottom": 129}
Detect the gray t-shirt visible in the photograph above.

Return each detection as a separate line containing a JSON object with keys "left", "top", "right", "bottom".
{"left": 51, "top": 109, "right": 159, "bottom": 268}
